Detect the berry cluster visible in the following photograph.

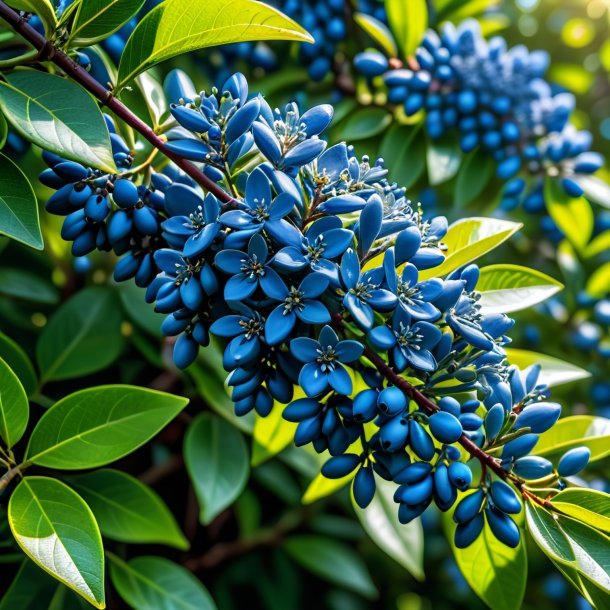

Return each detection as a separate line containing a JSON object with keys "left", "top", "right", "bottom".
{"left": 355, "top": 19, "right": 604, "bottom": 216}
{"left": 40, "top": 71, "right": 591, "bottom": 549}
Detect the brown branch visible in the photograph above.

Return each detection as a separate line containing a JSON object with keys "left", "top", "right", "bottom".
{"left": 0, "top": 2, "right": 237, "bottom": 206}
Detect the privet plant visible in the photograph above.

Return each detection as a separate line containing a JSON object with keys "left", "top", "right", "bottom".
{"left": 0, "top": 1, "right": 609, "bottom": 609}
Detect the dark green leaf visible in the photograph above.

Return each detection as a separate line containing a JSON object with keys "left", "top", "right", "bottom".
{"left": 427, "top": 136, "right": 463, "bottom": 185}
{"left": 8, "top": 477, "right": 105, "bottom": 608}
{"left": 0, "top": 111, "right": 7, "bottom": 148}
{"left": 283, "top": 536, "right": 378, "bottom": 600}
{"left": 69, "top": 469, "right": 189, "bottom": 549}
{"left": 0, "top": 267, "right": 59, "bottom": 305}
{"left": 379, "top": 123, "right": 426, "bottom": 188}
{"left": 108, "top": 554, "right": 217, "bottom": 610}
{"left": 36, "top": 286, "right": 124, "bottom": 383}
{"left": 0, "top": 153, "right": 43, "bottom": 250}
{"left": 25, "top": 385, "right": 188, "bottom": 469}
{"left": 0, "top": 72, "right": 116, "bottom": 173}
{"left": 0, "top": 559, "right": 57, "bottom": 610}
{"left": 454, "top": 149, "right": 494, "bottom": 207}
{"left": 384, "top": 0, "right": 427, "bottom": 58}
{"left": 0, "top": 357, "right": 28, "bottom": 449}
{"left": 184, "top": 414, "right": 249, "bottom": 525}
{"left": 70, "top": 0, "right": 146, "bottom": 45}
{"left": 338, "top": 107, "right": 392, "bottom": 141}
{"left": 0, "top": 330, "right": 37, "bottom": 397}
{"left": 116, "top": 0, "right": 313, "bottom": 88}
{"left": 117, "top": 281, "right": 162, "bottom": 337}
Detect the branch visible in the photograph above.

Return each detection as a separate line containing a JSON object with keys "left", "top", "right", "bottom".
{"left": 0, "top": 2, "right": 237, "bottom": 206}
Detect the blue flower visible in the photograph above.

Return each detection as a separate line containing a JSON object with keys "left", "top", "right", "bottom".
{"left": 209, "top": 307, "right": 266, "bottom": 370}
{"left": 290, "top": 325, "right": 363, "bottom": 396}
{"left": 341, "top": 248, "right": 398, "bottom": 330}
{"left": 265, "top": 272, "right": 331, "bottom": 345}
{"left": 219, "top": 168, "right": 301, "bottom": 247}
{"left": 161, "top": 193, "right": 222, "bottom": 258}
{"left": 368, "top": 308, "right": 442, "bottom": 373}
{"left": 215, "top": 233, "right": 286, "bottom": 301}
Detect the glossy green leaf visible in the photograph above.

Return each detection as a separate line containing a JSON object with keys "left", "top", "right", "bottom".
{"left": 339, "top": 107, "right": 392, "bottom": 141}
{"left": 36, "top": 287, "right": 124, "bottom": 384}
{"left": 302, "top": 470, "right": 354, "bottom": 505}
{"left": 0, "top": 267, "right": 59, "bottom": 305}
{"left": 0, "top": 153, "right": 43, "bottom": 250}
{"left": 454, "top": 149, "right": 495, "bottom": 207}
{"left": 586, "top": 262, "right": 610, "bottom": 299}
{"left": 574, "top": 174, "right": 610, "bottom": 209}
{"left": 450, "top": 519, "right": 527, "bottom": 610}
{"left": 353, "top": 478, "right": 424, "bottom": 581}
{"left": 551, "top": 489, "right": 610, "bottom": 534}
{"left": 477, "top": 264, "right": 563, "bottom": 314}
{"left": 504, "top": 348, "right": 590, "bottom": 388}
{"left": 385, "top": 0, "right": 427, "bottom": 58}
{"left": 419, "top": 217, "right": 521, "bottom": 280}
{"left": 0, "top": 559, "right": 57, "bottom": 610}
{"left": 0, "top": 111, "right": 7, "bottom": 148}
{"left": 69, "top": 469, "right": 188, "bottom": 549}
{"left": 585, "top": 230, "right": 610, "bottom": 259}
{"left": 0, "top": 330, "right": 36, "bottom": 397}
{"left": 252, "top": 403, "right": 297, "bottom": 466}
{"left": 70, "top": 0, "right": 146, "bottom": 45}
{"left": 545, "top": 176, "right": 593, "bottom": 252}
{"left": 283, "top": 536, "right": 378, "bottom": 600}
{"left": 48, "top": 585, "right": 91, "bottom": 610}
{"left": 116, "top": 0, "right": 313, "bottom": 88}
{"left": 184, "top": 414, "right": 249, "bottom": 525}
{"left": 0, "top": 72, "right": 116, "bottom": 173}
{"left": 525, "top": 501, "right": 575, "bottom": 564}
{"left": 353, "top": 12, "right": 397, "bottom": 56}
{"left": 8, "top": 477, "right": 105, "bottom": 608}
{"left": 427, "top": 136, "right": 462, "bottom": 185}
{"left": 136, "top": 73, "right": 169, "bottom": 128}
{"left": 25, "top": 385, "right": 188, "bottom": 469}
{"left": 117, "top": 281, "right": 162, "bottom": 337}
{"left": 534, "top": 416, "right": 610, "bottom": 461}
{"left": 0, "top": 357, "right": 28, "bottom": 449}
{"left": 108, "top": 554, "right": 217, "bottom": 610}
{"left": 9, "top": 0, "right": 57, "bottom": 34}
{"left": 379, "top": 123, "right": 425, "bottom": 188}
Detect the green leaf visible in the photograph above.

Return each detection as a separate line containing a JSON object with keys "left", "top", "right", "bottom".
{"left": 385, "top": 0, "right": 427, "bottom": 58}
{"left": 419, "top": 217, "right": 521, "bottom": 280}
{"left": 0, "top": 72, "right": 116, "bottom": 173}
{"left": 353, "top": 12, "right": 397, "bottom": 57}
{"left": 0, "top": 267, "right": 60, "bottom": 305}
{"left": 586, "top": 262, "right": 610, "bottom": 299}
{"left": 585, "top": 230, "right": 610, "bottom": 259}
{"left": 545, "top": 176, "right": 593, "bottom": 252}
{"left": 503, "top": 348, "right": 590, "bottom": 388}
{"left": 36, "top": 287, "right": 124, "bottom": 384}
{"left": 25, "top": 385, "right": 188, "bottom": 469}
{"left": 9, "top": 0, "right": 57, "bottom": 34}
{"left": 70, "top": 0, "right": 146, "bottom": 45}
{"left": 0, "top": 330, "right": 37, "bottom": 397}
{"left": 450, "top": 518, "right": 527, "bottom": 610}
{"left": 117, "top": 281, "right": 162, "bottom": 337}
{"left": 0, "top": 153, "right": 43, "bottom": 250}
{"left": 136, "top": 73, "right": 169, "bottom": 129}
{"left": 525, "top": 501, "right": 575, "bottom": 564}
{"left": 184, "top": 414, "right": 249, "bottom": 525}
{"left": 0, "top": 357, "right": 28, "bottom": 449}
{"left": 8, "top": 477, "right": 105, "bottom": 608}
{"left": 116, "top": 0, "right": 313, "bottom": 89}
{"left": 573, "top": 174, "right": 610, "bottom": 209}
{"left": 0, "top": 111, "right": 7, "bottom": 148}
{"left": 0, "top": 559, "right": 57, "bottom": 610}
{"left": 339, "top": 107, "right": 392, "bottom": 141}
{"left": 353, "top": 478, "right": 424, "bottom": 581}
{"left": 476, "top": 264, "right": 563, "bottom": 314}
{"left": 302, "top": 470, "right": 354, "bottom": 505}
{"left": 427, "top": 136, "right": 462, "bottom": 185}
{"left": 551, "top": 489, "right": 610, "bottom": 534}
{"left": 379, "top": 123, "right": 425, "bottom": 188}
{"left": 69, "top": 469, "right": 188, "bottom": 549}
{"left": 534, "top": 416, "right": 610, "bottom": 462}
{"left": 108, "top": 554, "right": 217, "bottom": 610}
{"left": 251, "top": 403, "right": 297, "bottom": 466}
{"left": 454, "top": 149, "right": 494, "bottom": 207}
{"left": 283, "top": 536, "right": 378, "bottom": 600}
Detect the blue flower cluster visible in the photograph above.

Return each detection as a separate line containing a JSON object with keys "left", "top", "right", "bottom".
{"left": 40, "top": 71, "right": 591, "bottom": 548}
{"left": 354, "top": 19, "right": 604, "bottom": 214}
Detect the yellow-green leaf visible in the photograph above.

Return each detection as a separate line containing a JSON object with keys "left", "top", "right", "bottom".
{"left": 551, "top": 489, "right": 610, "bottom": 534}
{"left": 10, "top": 0, "right": 57, "bottom": 34}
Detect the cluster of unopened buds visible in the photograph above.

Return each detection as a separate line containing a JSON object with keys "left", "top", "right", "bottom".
{"left": 40, "top": 71, "right": 592, "bottom": 548}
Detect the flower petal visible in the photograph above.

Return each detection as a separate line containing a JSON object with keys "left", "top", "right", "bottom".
{"left": 265, "top": 306, "right": 296, "bottom": 345}
{"left": 296, "top": 300, "right": 331, "bottom": 324}
{"left": 290, "top": 337, "right": 322, "bottom": 362}
{"left": 328, "top": 365, "right": 353, "bottom": 395}
{"left": 335, "top": 340, "right": 364, "bottom": 362}
{"left": 299, "top": 362, "right": 330, "bottom": 397}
